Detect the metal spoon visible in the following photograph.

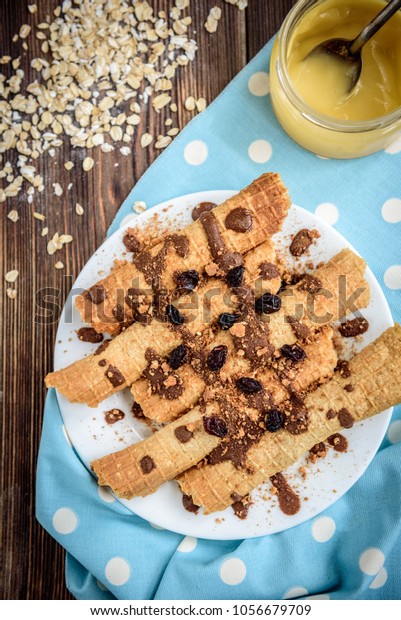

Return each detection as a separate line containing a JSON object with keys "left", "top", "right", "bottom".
{"left": 307, "top": 0, "right": 401, "bottom": 92}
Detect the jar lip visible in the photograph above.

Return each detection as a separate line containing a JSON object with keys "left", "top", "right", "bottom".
{"left": 278, "top": 0, "right": 401, "bottom": 132}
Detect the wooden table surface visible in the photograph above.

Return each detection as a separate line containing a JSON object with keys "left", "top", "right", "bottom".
{"left": 1, "top": 0, "right": 295, "bottom": 600}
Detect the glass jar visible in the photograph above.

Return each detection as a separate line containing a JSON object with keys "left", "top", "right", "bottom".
{"left": 269, "top": 0, "right": 401, "bottom": 158}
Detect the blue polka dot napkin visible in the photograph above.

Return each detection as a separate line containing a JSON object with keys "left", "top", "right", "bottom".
{"left": 37, "top": 39, "right": 401, "bottom": 600}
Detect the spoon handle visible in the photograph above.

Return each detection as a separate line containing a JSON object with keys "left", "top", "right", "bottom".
{"left": 350, "top": 0, "right": 401, "bottom": 54}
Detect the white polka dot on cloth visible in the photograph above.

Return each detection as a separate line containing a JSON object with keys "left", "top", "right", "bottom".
{"left": 105, "top": 557, "right": 131, "bottom": 586}
{"left": 314, "top": 202, "right": 339, "bottom": 226}
{"left": 98, "top": 485, "right": 115, "bottom": 503}
{"left": 52, "top": 507, "right": 78, "bottom": 534}
{"left": 307, "top": 594, "right": 331, "bottom": 600}
{"left": 177, "top": 536, "right": 197, "bottom": 553}
{"left": 248, "top": 140, "right": 272, "bottom": 164}
{"left": 369, "top": 567, "right": 388, "bottom": 589}
{"left": 387, "top": 420, "right": 401, "bottom": 444}
{"left": 283, "top": 586, "right": 308, "bottom": 599}
{"left": 384, "top": 265, "right": 401, "bottom": 289}
{"left": 385, "top": 135, "right": 401, "bottom": 154}
{"left": 311, "top": 516, "right": 336, "bottom": 542}
{"left": 381, "top": 198, "right": 401, "bottom": 223}
{"left": 219, "top": 558, "right": 247, "bottom": 585}
{"left": 248, "top": 72, "right": 270, "bottom": 96}
{"left": 184, "top": 140, "right": 208, "bottom": 166}
{"left": 359, "top": 548, "right": 385, "bottom": 576}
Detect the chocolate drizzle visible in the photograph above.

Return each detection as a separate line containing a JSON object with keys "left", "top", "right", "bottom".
{"left": 182, "top": 494, "right": 200, "bottom": 514}
{"left": 134, "top": 234, "right": 189, "bottom": 286}
{"left": 94, "top": 339, "right": 111, "bottom": 355}
{"left": 270, "top": 473, "right": 301, "bottom": 516}
{"left": 283, "top": 396, "right": 309, "bottom": 435}
{"left": 199, "top": 210, "right": 243, "bottom": 274}
{"left": 225, "top": 207, "right": 253, "bottom": 233}
{"left": 191, "top": 201, "right": 216, "bottom": 222}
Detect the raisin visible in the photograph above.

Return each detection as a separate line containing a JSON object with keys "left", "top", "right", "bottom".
{"left": 203, "top": 416, "right": 228, "bottom": 437}
{"left": 265, "top": 409, "right": 284, "bottom": 432}
{"left": 280, "top": 343, "right": 307, "bottom": 362}
{"left": 255, "top": 293, "right": 282, "bottom": 314}
{"left": 166, "top": 304, "right": 185, "bottom": 325}
{"left": 168, "top": 344, "right": 188, "bottom": 370}
{"left": 207, "top": 345, "right": 228, "bottom": 371}
{"left": 217, "top": 312, "right": 241, "bottom": 330}
{"left": 226, "top": 265, "right": 245, "bottom": 288}
{"left": 236, "top": 377, "right": 263, "bottom": 394}
{"left": 175, "top": 269, "right": 199, "bottom": 290}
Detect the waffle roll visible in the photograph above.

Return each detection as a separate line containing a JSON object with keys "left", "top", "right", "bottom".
{"left": 179, "top": 324, "right": 401, "bottom": 514}
{"left": 76, "top": 173, "right": 290, "bottom": 335}
{"left": 90, "top": 328, "right": 337, "bottom": 499}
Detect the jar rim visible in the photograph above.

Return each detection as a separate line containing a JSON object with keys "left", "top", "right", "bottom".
{"left": 277, "top": 0, "right": 401, "bottom": 133}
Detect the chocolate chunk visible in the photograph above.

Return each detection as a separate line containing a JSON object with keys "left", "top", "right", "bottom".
{"left": 217, "top": 312, "right": 241, "bottom": 330}
{"left": 338, "top": 407, "right": 354, "bottom": 429}
{"left": 344, "top": 384, "right": 354, "bottom": 392}
{"left": 105, "top": 408, "right": 125, "bottom": 425}
{"left": 174, "top": 425, "right": 194, "bottom": 443}
{"left": 122, "top": 228, "right": 141, "bottom": 254}
{"left": 166, "top": 304, "right": 185, "bottom": 325}
{"left": 259, "top": 261, "right": 280, "bottom": 280}
{"left": 105, "top": 365, "right": 125, "bottom": 387}
{"left": 284, "top": 397, "right": 309, "bottom": 434}
{"left": 168, "top": 344, "right": 188, "bottom": 370}
{"left": 236, "top": 377, "right": 263, "bottom": 394}
{"left": 226, "top": 265, "right": 245, "bottom": 288}
{"left": 232, "top": 499, "right": 250, "bottom": 520}
{"left": 87, "top": 284, "right": 106, "bottom": 304}
{"left": 270, "top": 473, "right": 301, "bottom": 516}
{"left": 265, "top": 409, "right": 285, "bottom": 433}
{"left": 286, "top": 316, "right": 310, "bottom": 341}
{"left": 175, "top": 269, "right": 199, "bottom": 291}
{"left": 225, "top": 207, "right": 253, "bottom": 233}
{"left": 98, "top": 359, "right": 107, "bottom": 367}
{"left": 326, "top": 408, "right": 336, "bottom": 420}
{"left": 309, "top": 442, "right": 327, "bottom": 458}
{"left": 132, "top": 401, "right": 144, "bottom": 419}
{"left": 77, "top": 327, "right": 104, "bottom": 343}
{"left": 328, "top": 433, "right": 348, "bottom": 452}
{"left": 182, "top": 494, "right": 200, "bottom": 514}
{"left": 339, "top": 316, "right": 369, "bottom": 338}
{"left": 203, "top": 416, "right": 228, "bottom": 438}
{"left": 281, "top": 343, "right": 307, "bottom": 362}
{"left": 143, "top": 348, "right": 184, "bottom": 400}
{"left": 255, "top": 292, "right": 282, "bottom": 314}
{"left": 290, "top": 228, "right": 320, "bottom": 257}
{"left": 207, "top": 345, "right": 228, "bottom": 371}
{"left": 173, "top": 234, "right": 189, "bottom": 258}
{"left": 298, "top": 274, "right": 322, "bottom": 294}
{"left": 191, "top": 201, "right": 216, "bottom": 222}
{"left": 335, "top": 359, "right": 352, "bottom": 378}
{"left": 94, "top": 339, "right": 111, "bottom": 355}
{"left": 140, "top": 455, "right": 155, "bottom": 474}
{"left": 112, "top": 304, "right": 125, "bottom": 323}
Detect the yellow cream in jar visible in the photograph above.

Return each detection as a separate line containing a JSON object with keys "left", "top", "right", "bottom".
{"left": 270, "top": 0, "right": 401, "bottom": 158}
{"left": 287, "top": 0, "right": 401, "bottom": 121}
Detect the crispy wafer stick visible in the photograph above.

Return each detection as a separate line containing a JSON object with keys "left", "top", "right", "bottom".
{"left": 76, "top": 173, "right": 290, "bottom": 335}
{"left": 131, "top": 249, "right": 369, "bottom": 422}
{"left": 179, "top": 324, "right": 401, "bottom": 514}
{"left": 46, "top": 241, "right": 279, "bottom": 407}
{"left": 91, "top": 329, "right": 337, "bottom": 499}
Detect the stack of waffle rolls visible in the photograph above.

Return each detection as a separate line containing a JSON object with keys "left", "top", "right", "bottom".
{"left": 91, "top": 327, "right": 338, "bottom": 498}
{"left": 131, "top": 249, "right": 369, "bottom": 422}
{"left": 179, "top": 323, "right": 401, "bottom": 513}
{"left": 76, "top": 172, "right": 290, "bottom": 335}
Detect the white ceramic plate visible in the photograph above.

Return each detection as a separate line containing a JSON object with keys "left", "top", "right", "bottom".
{"left": 55, "top": 190, "right": 393, "bottom": 540}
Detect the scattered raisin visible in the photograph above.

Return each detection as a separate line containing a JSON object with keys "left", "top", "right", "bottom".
{"left": 207, "top": 345, "right": 228, "bottom": 371}
{"left": 203, "top": 416, "right": 228, "bottom": 437}
{"left": 236, "top": 377, "right": 263, "bottom": 394}
{"left": 255, "top": 292, "right": 282, "bottom": 314}
{"left": 217, "top": 312, "right": 241, "bottom": 330}
{"left": 280, "top": 343, "right": 307, "bottom": 362}
{"left": 226, "top": 265, "right": 245, "bottom": 288}
{"left": 168, "top": 344, "right": 188, "bottom": 370}
{"left": 265, "top": 409, "right": 284, "bottom": 432}
{"left": 166, "top": 304, "right": 185, "bottom": 325}
{"left": 175, "top": 269, "right": 199, "bottom": 290}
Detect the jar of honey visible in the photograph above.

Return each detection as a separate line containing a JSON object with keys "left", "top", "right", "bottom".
{"left": 270, "top": 0, "right": 401, "bottom": 158}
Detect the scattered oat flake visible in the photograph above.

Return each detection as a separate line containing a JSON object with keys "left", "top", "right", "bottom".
{"left": 41, "top": 227, "right": 49, "bottom": 236}
{"left": 155, "top": 135, "right": 172, "bottom": 149}
{"left": 120, "top": 146, "right": 131, "bottom": 156}
{"left": 28, "top": 4, "right": 38, "bottom": 14}
{"left": 7, "top": 210, "right": 19, "bottom": 222}
{"left": 5, "top": 270, "right": 19, "bottom": 283}
{"left": 33, "top": 212, "right": 46, "bottom": 221}
{"left": 53, "top": 183, "right": 63, "bottom": 196}
{"left": 184, "top": 96, "right": 196, "bottom": 111}
{"left": 196, "top": 98, "right": 207, "bottom": 112}
{"left": 205, "top": 7, "right": 222, "bottom": 33}
{"left": 167, "top": 127, "right": 180, "bottom": 137}
{"left": 140, "top": 133, "right": 153, "bottom": 148}
{"left": 19, "top": 24, "right": 31, "bottom": 39}
{"left": 75, "top": 203, "right": 84, "bottom": 216}
{"left": 83, "top": 157, "right": 94, "bottom": 172}
{"left": 55, "top": 261, "right": 64, "bottom": 270}
{"left": 133, "top": 201, "right": 147, "bottom": 213}
{"left": 224, "top": 0, "right": 248, "bottom": 8}
{"left": 59, "top": 234, "right": 73, "bottom": 244}
{"left": 64, "top": 161, "right": 74, "bottom": 171}
{"left": 7, "top": 288, "right": 17, "bottom": 300}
